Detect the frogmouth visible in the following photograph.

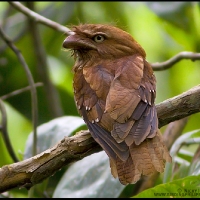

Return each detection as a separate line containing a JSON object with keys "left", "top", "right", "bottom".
{"left": 62, "top": 24, "right": 172, "bottom": 185}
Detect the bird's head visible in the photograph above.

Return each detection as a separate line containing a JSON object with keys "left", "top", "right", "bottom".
{"left": 63, "top": 24, "right": 146, "bottom": 62}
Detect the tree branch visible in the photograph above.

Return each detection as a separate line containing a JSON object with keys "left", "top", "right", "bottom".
{"left": 0, "top": 83, "right": 43, "bottom": 100}
{"left": 0, "top": 130, "right": 101, "bottom": 193}
{"left": 151, "top": 51, "right": 200, "bottom": 71}
{"left": 0, "top": 83, "right": 43, "bottom": 164}
{"left": 156, "top": 84, "right": 200, "bottom": 127}
{"left": 0, "top": 85, "right": 200, "bottom": 193}
{"left": 8, "top": 1, "right": 73, "bottom": 35}
{"left": 0, "top": 99, "right": 19, "bottom": 163}
{"left": 0, "top": 25, "right": 38, "bottom": 156}
{"left": 0, "top": 26, "right": 27, "bottom": 54}
{"left": 26, "top": 2, "right": 63, "bottom": 118}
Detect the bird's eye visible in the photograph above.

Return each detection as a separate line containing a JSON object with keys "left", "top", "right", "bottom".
{"left": 93, "top": 34, "right": 105, "bottom": 43}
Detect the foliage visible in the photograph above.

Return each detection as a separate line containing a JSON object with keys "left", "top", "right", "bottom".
{"left": 134, "top": 175, "right": 200, "bottom": 198}
{"left": 0, "top": 1, "right": 200, "bottom": 198}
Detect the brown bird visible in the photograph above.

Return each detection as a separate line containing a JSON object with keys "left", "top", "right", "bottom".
{"left": 62, "top": 24, "right": 172, "bottom": 185}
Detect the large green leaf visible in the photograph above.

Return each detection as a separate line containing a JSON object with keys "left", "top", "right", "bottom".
{"left": 53, "top": 151, "right": 125, "bottom": 198}
{"left": 134, "top": 175, "right": 200, "bottom": 198}
{"left": 24, "top": 116, "right": 86, "bottom": 159}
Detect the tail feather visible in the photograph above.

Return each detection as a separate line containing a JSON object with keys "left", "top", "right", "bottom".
{"left": 110, "top": 131, "right": 172, "bottom": 185}
{"left": 146, "top": 133, "right": 166, "bottom": 172}
{"left": 115, "top": 156, "right": 141, "bottom": 185}
{"left": 130, "top": 141, "right": 156, "bottom": 176}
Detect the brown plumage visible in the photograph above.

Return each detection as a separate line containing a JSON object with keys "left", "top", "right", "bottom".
{"left": 63, "top": 24, "right": 172, "bottom": 185}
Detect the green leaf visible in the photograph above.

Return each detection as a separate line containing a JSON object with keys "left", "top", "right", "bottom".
{"left": 191, "top": 161, "right": 200, "bottom": 176}
{"left": 163, "top": 129, "right": 200, "bottom": 183}
{"left": 53, "top": 151, "right": 125, "bottom": 198}
{"left": 24, "top": 116, "right": 86, "bottom": 159}
{"left": 170, "top": 129, "right": 200, "bottom": 158}
{"left": 134, "top": 175, "right": 200, "bottom": 198}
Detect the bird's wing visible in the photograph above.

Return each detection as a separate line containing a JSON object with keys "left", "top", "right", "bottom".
{"left": 105, "top": 55, "right": 158, "bottom": 145}
{"left": 73, "top": 67, "right": 129, "bottom": 162}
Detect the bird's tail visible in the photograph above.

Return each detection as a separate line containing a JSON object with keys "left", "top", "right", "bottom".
{"left": 110, "top": 131, "right": 172, "bottom": 185}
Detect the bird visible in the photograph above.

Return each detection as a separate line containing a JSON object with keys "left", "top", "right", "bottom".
{"left": 62, "top": 23, "right": 172, "bottom": 185}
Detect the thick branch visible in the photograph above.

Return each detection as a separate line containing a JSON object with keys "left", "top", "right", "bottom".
{"left": 0, "top": 130, "right": 101, "bottom": 193}
{"left": 157, "top": 85, "right": 200, "bottom": 127}
{"left": 0, "top": 85, "right": 200, "bottom": 193}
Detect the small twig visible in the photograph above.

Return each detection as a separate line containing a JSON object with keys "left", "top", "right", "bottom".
{"left": 8, "top": 1, "right": 73, "bottom": 36}
{"left": 0, "top": 99, "right": 19, "bottom": 162}
{"left": 0, "top": 25, "right": 27, "bottom": 54}
{"left": 0, "top": 83, "right": 43, "bottom": 100}
{"left": 151, "top": 51, "right": 200, "bottom": 71}
{"left": 0, "top": 25, "right": 38, "bottom": 156}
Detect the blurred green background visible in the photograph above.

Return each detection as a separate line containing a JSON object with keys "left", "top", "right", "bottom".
{"left": 0, "top": 2, "right": 200, "bottom": 198}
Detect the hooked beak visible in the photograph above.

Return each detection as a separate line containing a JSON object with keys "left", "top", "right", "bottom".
{"left": 62, "top": 33, "right": 97, "bottom": 50}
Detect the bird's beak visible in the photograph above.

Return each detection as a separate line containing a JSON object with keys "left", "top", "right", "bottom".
{"left": 62, "top": 34, "right": 79, "bottom": 49}
{"left": 63, "top": 34, "right": 97, "bottom": 50}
